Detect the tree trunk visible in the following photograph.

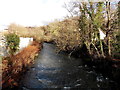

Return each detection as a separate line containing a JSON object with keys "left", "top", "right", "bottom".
{"left": 91, "top": 43, "right": 100, "bottom": 57}
{"left": 108, "top": 36, "right": 111, "bottom": 56}
{"left": 100, "top": 39, "right": 105, "bottom": 58}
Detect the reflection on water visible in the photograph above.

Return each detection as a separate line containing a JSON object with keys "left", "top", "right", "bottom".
{"left": 19, "top": 43, "right": 118, "bottom": 89}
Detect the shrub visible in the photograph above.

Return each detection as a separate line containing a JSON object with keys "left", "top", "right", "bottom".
{"left": 6, "top": 33, "right": 20, "bottom": 55}
{"left": 46, "top": 18, "right": 81, "bottom": 52}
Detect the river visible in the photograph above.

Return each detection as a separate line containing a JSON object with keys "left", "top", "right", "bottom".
{"left": 18, "top": 43, "right": 119, "bottom": 89}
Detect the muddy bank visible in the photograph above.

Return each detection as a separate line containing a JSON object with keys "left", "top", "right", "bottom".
{"left": 2, "top": 41, "right": 43, "bottom": 89}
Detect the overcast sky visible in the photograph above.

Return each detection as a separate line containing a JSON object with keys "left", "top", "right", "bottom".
{"left": 0, "top": 0, "right": 70, "bottom": 30}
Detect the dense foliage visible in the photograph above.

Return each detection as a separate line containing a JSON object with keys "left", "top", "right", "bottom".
{"left": 45, "top": 1, "right": 120, "bottom": 59}
{"left": 6, "top": 33, "right": 20, "bottom": 55}
{"left": 46, "top": 18, "right": 81, "bottom": 52}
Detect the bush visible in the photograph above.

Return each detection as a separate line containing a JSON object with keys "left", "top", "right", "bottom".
{"left": 6, "top": 33, "right": 20, "bottom": 55}
{"left": 46, "top": 18, "right": 81, "bottom": 52}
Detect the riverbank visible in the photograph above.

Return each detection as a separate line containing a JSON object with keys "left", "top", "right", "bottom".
{"left": 2, "top": 41, "right": 120, "bottom": 89}
{"left": 2, "top": 41, "right": 43, "bottom": 89}
{"left": 68, "top": 45, "right": 120, "bottom": 86}
{"left": 17, "top": 43, "right": 119, "bottom": 89}
{"left": 83, "top": 57, "right": 120, "bottom": 85}
{"left": 56, "top": 43, "right": 120, "bottom": 87}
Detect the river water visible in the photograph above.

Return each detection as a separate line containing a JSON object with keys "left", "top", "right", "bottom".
{"left": 19, "top": 43, "right": 118, "bottom": 89}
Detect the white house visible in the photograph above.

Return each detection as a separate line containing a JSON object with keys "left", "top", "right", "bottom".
{"left": 19, "top": 37, "right": 33, "bottom": 50}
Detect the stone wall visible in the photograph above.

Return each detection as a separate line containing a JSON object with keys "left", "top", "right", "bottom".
{"left": 0, "top": 33, "right": 7, "bottom": 56}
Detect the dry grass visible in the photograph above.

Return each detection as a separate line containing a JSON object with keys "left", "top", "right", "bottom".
{"left": 2, "top": 41, "right": 42, "bottom": 88}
